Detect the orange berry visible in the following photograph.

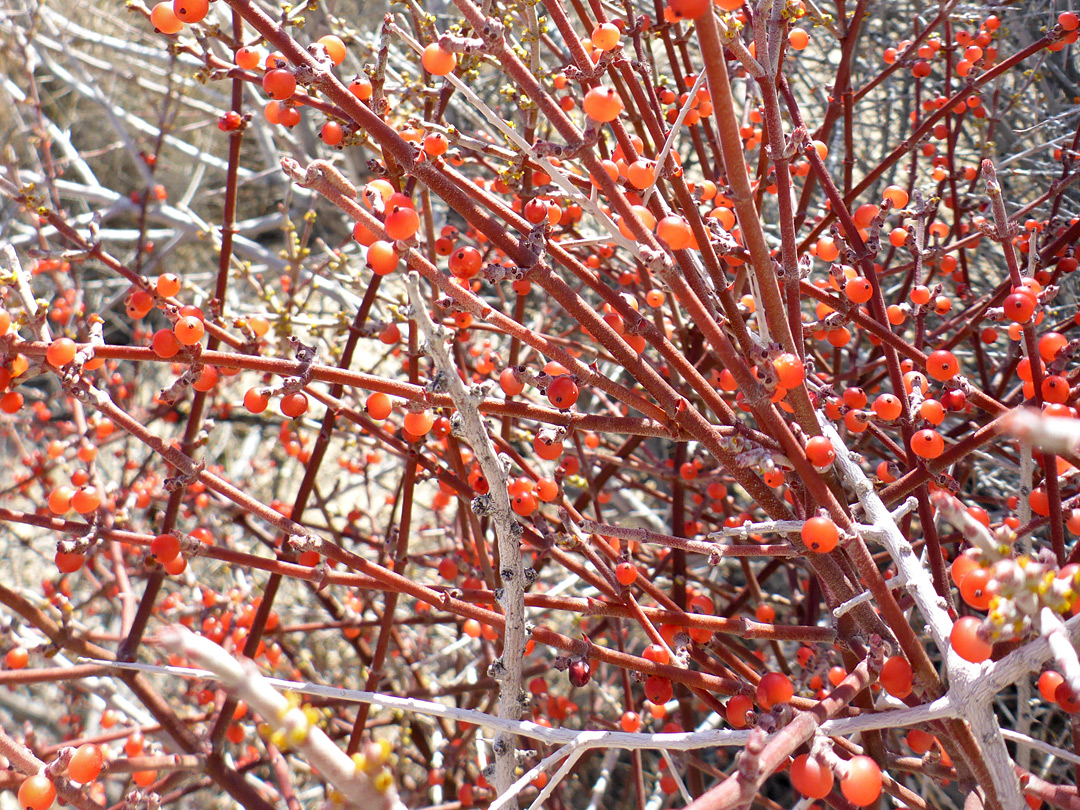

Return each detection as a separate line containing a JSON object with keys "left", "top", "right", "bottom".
{"left": 151, "top": 533, "right": 181, "bottom": 563}
{"left": 384, "top": 205, "right": 420, "bottom": 240}
{"left": 533, "top": 435, "right": 563, "bottom": 460}
{"left": 366, "top": 240, "right": 400, "bottom": 276}
{"left": 756, "top": 672, "right": 794, "bottom": 709}
{"left": 805, "top": 436, "right": 835, "bottom": 467}
{"left": 590, "top": 23, "right": 621, "bottom": 50}
{"left": 174, "top": 315, "right": 205, "bottom": 345}
{"left": 349, "top": 76, "right": 373, "bottom": 100}
{"left": 172, "top": 0, "right": 208, "bottom": 23}
{"left": 235, "top": 47, "right": 262, "bottom": 70}
{"left": 951, "top": 615, "right": 991, "bottom": 662}
{"left": 911, "top": 428, "right": 945, "bottom": 459}
{"left": 68, "top": 743, "right": 104, "bottom": 784}
{"left": 773, "top": 353, "right": 805, "bottom": 388}
{"left": 262, "top": 68, "right": 297, "bottom": 100}
{"left": 872, "top": 393, "right": 902, "bottom": 421}
{"left": 150, "top": 2, "right": 183, "bottom": 34}
{"left": 656, "top": 215, "right": 693, "bottom": 250}
{"left": 926, "top": 349, "right": 959, "bottom": 380}
{"left": 403, "top": 410, "right": 434, "bottom": 436}
{"left": 547, "top": 377, "right": 579, "bottom": 408}
{"left": 6, "top": 646, "right": 29, "bottom": 669}
{"left": 840, "top": 756, "right": 882, "bottom": 806}
{"left": 790, "top": 754, "right": 833, "bottom": 799}
{"left": 802, "top": 516, "right": 839, "bottom": 553}
{"left": 726, "top": 694, "right": 753, "bottom": 728}
{"left": 244, "top": 388, "right": 269, "bottom": 414}
{"left": 46, "top": 338, "right": 77, "bottom": 367}
{"left": 788, "top": 27, "right": 809, "bottom": 50}
{"left": 18, "top": 774, "right": 56, "bottom": 810}
{"left": 320, "top": 121, "right": 344, "bottom": 146}
{"left": 48, "top": 486, "right": 74, "bottom": 514}
{"left": 845, "top": 276, "right": 873, "bottom": 303}
{"left": 280, "top": 392, "right": 309, "bottom": 418}
{"left": 880, "top": 656, "right": 913, "bottom": 698}
{"left": 582, "top": 86, "right": 623, "bottom": 122}
{"left": 883, "top": 185, "right": 909, "bottom": 207}
{"left": 317, "top": 34, "right": 347, "bottom": 65}
{"left": 366, "top": 392, "right": 392, "bottom": 420}
{"left": 421, "top": 43, "right": 457, "bottom": 76}
{"left": 71, "top": 486, "right": 102, "bottom": 514}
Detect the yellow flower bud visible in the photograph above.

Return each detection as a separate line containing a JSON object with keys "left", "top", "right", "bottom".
{"left": 373, "top": 770, "right": 394, "bottom": 793}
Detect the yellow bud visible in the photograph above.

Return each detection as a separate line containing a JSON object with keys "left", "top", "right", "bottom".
{"left": 351, "top": 753, "right": 368, "bottom": 774}
{"left": 375, "top": 739, "right": 393, "bottom": 765}
{"left": 288, "top": 725, "right": 308, "bottom": 745}
{"left": 373, "top": 770, "right": 394, "bottom": 793}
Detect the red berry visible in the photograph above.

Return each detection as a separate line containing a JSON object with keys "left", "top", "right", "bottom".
{"left": 620, "top": 710, "right": 642, "bottom": 732}
{"left": 880, "top": 655, "right": 914, "bottom": 698}
{"left": 926, "top": 349, "right": 959, "bottom": 381}
{"left": 790, "top": 754, "right": 834, "bottom": 799}
{"left": 366, "top": 392, "right": 392, "bottom": 420}
{"left": 151, "top": 533, "right": 181, "bottom": 563}
{"left": 840, "top": 756, "right": 882, "bottom": 806}
{"left": 280, "top": 392, "right": 309, "bottom": 418}
{"left": 1004, "top": 292, "right": 1035, "bottom": 322}
{"left": 960, "top": 567, "right": 993, "bottom": 610}
{"left": 582, "top": 86, "right": 624, "bottom": 122}
{"left": 547, "top": 376, "right": 579, "bottom": 408}
{"left": 18, "top": 774, "right": 57, "bottom": 810}
{"left": 55, "top": 550, "right": 84, "bottom": 573}
{"left": 911, "top": 429, "right": 945, "bottom": 459}
{"left": 68, "top": 743, "right": 104, "bottom": 784}
{"left": 1039, "top": 670, "right": 1065, "bottom": 702}
{"left": 802, "top": 516, "right": 839, "bottom": 553}
{"left": 951, "top": 615, "right": 991, "bottom": 663}
{"left": 262, "top": 68, "right": 297, "bottom": 100}
{"left": 173, "top": 0, "right": 208, "bottom": 23}
{"left": 568, "top": 659, "right": 591, "bottom": 687}
{"left": 642, "top": 643, "right": 670, "bottom": 666}
{"left": 448, "top": 246, "right": 483, "bottom": 279}
{"left": 384, "top": 205, "right": 420, "bottom": 241}
{"left": 805, "top": 436, "right": 835, "bottom": 467}
{"left": 1056, "top": 681, "right": 1080, "bottom": 713}
{"left": 756, "top": 671, "right": 794, "bottom": 709}
{"left": 906, "top": 728, "right": 935, "bottom": 754}
{"left": 645, "top": 675, "right": 673, "bottom": 704}
{"left": 726, "top": 694, "right": 753, "bottom": 728}
{"left": 244, "top": 388, "right": 269, "bottom": 414}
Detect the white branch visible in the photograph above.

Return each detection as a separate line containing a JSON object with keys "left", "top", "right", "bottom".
{"left": 405, "top": 271, "right": 526, "bottom": 809}
{"left": 155, "top": 626, "right": 407, "bottom": 810}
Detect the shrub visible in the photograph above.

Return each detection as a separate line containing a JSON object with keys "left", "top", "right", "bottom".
{"left": 0, "top": 1, "right": 1079, "bottom": 809}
